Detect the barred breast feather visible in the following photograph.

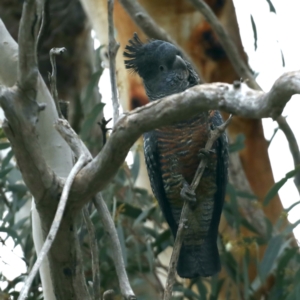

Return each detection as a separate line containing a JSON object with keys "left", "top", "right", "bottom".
{"left": 143, "top": 111, "right": 228, "bottom": 278}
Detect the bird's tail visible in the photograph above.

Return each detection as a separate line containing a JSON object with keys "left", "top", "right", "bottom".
{"left": 177, "top": 237, "right": 220, "bottom": 278}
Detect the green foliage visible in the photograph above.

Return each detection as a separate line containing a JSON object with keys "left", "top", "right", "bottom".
{"left": 1, "top": 36, "right": 300, "bottom": 300}
{"left": 2, "top": 116, "right": 300, "bottom": 300}
{"left": 0, "top": 140, "right": 38, "bottom": 298}
{"left": 266, "top": 0, "right": 276, "bottom": 13}
{"left": 264, "top": 165, "right": 300, "bottom": 206}
{"left": 250, "top": 15, "right": 258, "bottom": 51}
{"left": 229, "top": 134, "right": 245, "bottom": 153}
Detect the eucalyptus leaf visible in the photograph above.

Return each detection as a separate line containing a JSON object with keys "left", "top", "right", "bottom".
{"left": 268, "top": 127, "right": 279, "bottom": 148}
{"left": 211, "top": 277, "right": 225, "bottom": 300}
{"left": 280, "top": 48, "right": 285, "bottom": 67}
{"left": 266, "top": 0, "right": 276, "bottom": 13}
{"left": 146, "top": 241, "right": 153, "bottom": 272}
{"left": 264, "top": 166, "right": 300, "bottom": 206}
{"left": 243, "top": 250, "right": 250, "bottom": 300}
{"left": 0, "top": 142, "right": 10, "bottom": 150}
{"left": 0, "top": 167, "right": 13, "bottom": 178}
{"left": 0, "top": 227, "right": 23, "bottom": 247}
{"left": 196, "top": 280, "right": 207, "bottom": 299}
{"left": 276, "top": 247, "right": 298, "bottom": 275}
{"left": 117, "top": 220, "right": 127, "bottom": 266}
{"left": 2, "top": 150, "right": 14, "bottom": 170}
{"left": 82, "top": 69, "right": 103, "bottom": 112}
{"left": 250, "top": 15, "right": 257, "bottom": 51}
{"left": 117, "top": 202, "right": 142, "bottom": 219}
{"left": 229, "top": 134, "right": 245, "bottom": 153}
{"left": 259, "top": 234, "right": 284, "bottom": 282}
{"left": 285, "top": 200, "right": 300, "bottom": 213}
{"left": 241, "top": 218, "right": 260, "bottom": 235}
{"left": 133, "top": 206, "right": 156, "bottom": 227}
{"left": 130, "top": 151, "right": 140, "bottom": 183}
{"left": 80, "top": 102, "right": 105, "bottom": 140}
{"left": 286, "top": 282, "right": 300, "bottom": 300}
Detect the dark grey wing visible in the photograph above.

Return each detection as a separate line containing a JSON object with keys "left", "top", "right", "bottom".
{"left": 209, "top": 111, "right": 228, "bottom": 239}
{"left": 143, "top": 131, "right": 178, "bottom": 237}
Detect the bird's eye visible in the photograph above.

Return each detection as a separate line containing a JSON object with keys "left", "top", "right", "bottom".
{"left": 159, "top": 65, "right": 165, "bottom": 72}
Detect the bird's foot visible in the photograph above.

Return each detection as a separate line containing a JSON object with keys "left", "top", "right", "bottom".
{"left": 183, "top": 218, "right": 188, "bottom": 229}
{"left": 180, "top": 180, "right": 196, "bottom": 202}
{"left": 199, "top": 148, "right": 216, "bottom": 160}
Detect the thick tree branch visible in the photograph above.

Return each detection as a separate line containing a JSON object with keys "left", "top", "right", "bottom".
{"left": 118, "top": 0, "right": 201, "bottom": 78}
{"left": 72, "top": 71, "right": 300, "bottom": 205}
{"left": 0, "top": 5, "right": 84, "bottom": 299}
{"left": 108, "top": 0, "right": 120, "bottom": 125}
{"left": 17, "top": 0, "right": 39, "bottom": 89}
{"left": 0, "top": 0, "right": 55, "bottom": 201}
{"left": 189, "top": 0, "right": 300, "bottom": 195}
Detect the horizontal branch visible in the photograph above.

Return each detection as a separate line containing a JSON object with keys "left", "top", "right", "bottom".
{"left": 188, "top": 0, "right": 300, "bottom": 195}
{"left": 73, "top": 71, "right": 300, "bottom": 204}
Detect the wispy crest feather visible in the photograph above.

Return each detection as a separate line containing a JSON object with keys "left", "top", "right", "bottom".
{"left": 123, "top": 33, "right": 144, "bottom": 73}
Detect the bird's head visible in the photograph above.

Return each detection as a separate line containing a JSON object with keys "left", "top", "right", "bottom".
{"left": 124, "top": 33, "right": 199, "bottom": 100}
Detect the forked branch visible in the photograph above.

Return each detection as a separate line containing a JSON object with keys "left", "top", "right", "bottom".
{"left": 55, "top": 119, "right": 136, "bottom": 300}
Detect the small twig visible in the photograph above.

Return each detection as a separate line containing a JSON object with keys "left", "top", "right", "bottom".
{"left": 107, "top": 0, "right": 120, "bottom": 125}
{"left": 54, "top": 119, "right": 91, "bottom": 159}
{"left": 36, "top": 0, "right": 45, "bottom": 52}
{"left": 276, "top": 115, "right": 300, "bottom": 194}
{"left": 18, "top": 154, "right": 88, "bottom": 300}
{"left": 49, "top": 47, "right": 66, "bottom": 118}
{"left": 83, "top": 206, "right": 101, "bottom": 300}
{"left": 119, "top": 0, "right": 201, "bottom": 80}
{"left": 97, "top": 117, "right": 112, "bottom": 146}
{"left": 163, "top": 115, "right": 232, "bottom": 300}
{"left": 93, "top": 194, "right": 136, "bottom": 300}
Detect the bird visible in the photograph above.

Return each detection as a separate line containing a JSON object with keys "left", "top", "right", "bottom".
{"left": 124, "top": 33, "right": 228, "bottom": 278}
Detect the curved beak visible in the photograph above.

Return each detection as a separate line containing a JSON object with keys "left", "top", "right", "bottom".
{"left": 173, "top": 55, "right": 189, "bottom": 78}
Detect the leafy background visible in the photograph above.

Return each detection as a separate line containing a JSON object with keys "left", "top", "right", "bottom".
{"left": 1, "top": 0, "right": 300, "bottom": 299}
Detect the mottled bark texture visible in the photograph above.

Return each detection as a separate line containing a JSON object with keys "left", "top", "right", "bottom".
{"left": 0, "top": 0, "right": 99, "bottom": 132}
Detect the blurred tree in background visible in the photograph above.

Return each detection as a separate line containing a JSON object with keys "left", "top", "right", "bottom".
{"left": 0, "top": 0, "right": 300, "bottom": 299}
